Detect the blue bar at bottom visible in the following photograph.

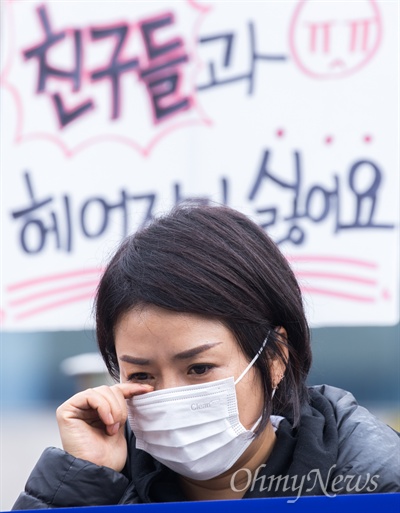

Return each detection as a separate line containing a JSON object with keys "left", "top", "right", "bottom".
{"left": 10, "top": 493, "right": 400, "bottom": 513}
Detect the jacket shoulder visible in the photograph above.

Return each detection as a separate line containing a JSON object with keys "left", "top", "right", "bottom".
{"left": 309, "top": 384, "right": 400, "bottom": 492}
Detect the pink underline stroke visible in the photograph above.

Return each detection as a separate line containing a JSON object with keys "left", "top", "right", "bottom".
{"left": 14, "top": 291, "right": 96, "bottom": 320}
{"left": 286, "top": 255, "right": 377, "bottom": 269}
{"left": 7, "top": 268, "right": 103, "bottom": 292}
{"left": 301, "top": 286, "right": 376, "bottom": 303}
{"left": 9, "top": 279, "right": 100, "bottom": 306}
{"left": 295, "top": 271, "right": 377, "bottom": 286}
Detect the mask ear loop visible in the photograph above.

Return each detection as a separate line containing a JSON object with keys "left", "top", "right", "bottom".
{"left": 233, "top": 331, "right": 271, "bottom": 433}
{"left": 234, "top": 331, "right": 270, "bottom": 385}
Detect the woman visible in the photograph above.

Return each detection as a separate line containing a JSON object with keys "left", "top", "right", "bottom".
{"left": 13, "top": 203, "right": 399, "bottom": 508}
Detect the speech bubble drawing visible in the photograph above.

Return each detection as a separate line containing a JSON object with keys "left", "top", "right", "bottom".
{"left": 1, "top": 0, "right": 212, "bottom": 157}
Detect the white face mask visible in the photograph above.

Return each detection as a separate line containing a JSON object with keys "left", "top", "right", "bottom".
{"left": 125, "top": 333, "right": 270, "bottom": 481}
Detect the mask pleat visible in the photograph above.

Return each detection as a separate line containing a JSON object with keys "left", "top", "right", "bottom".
{"left": 136, "top": 423, "right": 253, "bottom": 463}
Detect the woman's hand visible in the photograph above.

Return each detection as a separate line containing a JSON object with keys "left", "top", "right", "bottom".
{"left": 56, "top": 383, "right": 153, "bottom": 472}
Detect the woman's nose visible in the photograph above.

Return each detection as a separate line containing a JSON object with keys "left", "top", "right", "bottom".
{"left": 154, "top": 374, "right": 186, "bottom": 391}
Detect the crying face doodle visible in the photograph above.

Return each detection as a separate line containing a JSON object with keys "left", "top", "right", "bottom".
{"left": 289, "top": 0, "right": 382, "bottom": 79}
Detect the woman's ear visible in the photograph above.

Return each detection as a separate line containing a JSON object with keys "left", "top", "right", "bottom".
{"left": 270, "top": 327, "right": 289, "bottom": 389}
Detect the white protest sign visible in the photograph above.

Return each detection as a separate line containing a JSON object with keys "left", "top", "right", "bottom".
{"left": 1, "top": 0, "right": 398, "bottom": 330}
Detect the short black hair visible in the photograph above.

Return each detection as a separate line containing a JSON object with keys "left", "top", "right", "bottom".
{"left": 95, "top": 203, "right": 312, "bottom": 427}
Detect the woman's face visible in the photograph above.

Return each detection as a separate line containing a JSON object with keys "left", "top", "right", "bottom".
{"left": 115, "top": 304, "right": 265, "bottom": 430}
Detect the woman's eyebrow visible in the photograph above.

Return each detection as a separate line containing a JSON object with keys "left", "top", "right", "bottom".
{"left": 119, "top": 342, "right": 223, "bottom": 365}
{"left": 119, "top": 355, "right": 150, "bottom": 365}
{"left": 173, "top": 342, "right": 223, "bottom": 360}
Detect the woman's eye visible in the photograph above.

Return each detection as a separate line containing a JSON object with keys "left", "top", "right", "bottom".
{"left": 188, "top": 364, "right": 214, "bottom": 375}
{"left": 127, "top": 372, "right": 151, "bottom": 382}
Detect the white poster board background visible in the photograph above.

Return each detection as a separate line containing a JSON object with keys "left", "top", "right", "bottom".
{"left": 1, "top": 0, "right": 399, "bottom": 330}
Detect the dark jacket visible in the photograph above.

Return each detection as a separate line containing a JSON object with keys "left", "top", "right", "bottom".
{"left": 13, "top": 385, "right": 400, "bottom": 509}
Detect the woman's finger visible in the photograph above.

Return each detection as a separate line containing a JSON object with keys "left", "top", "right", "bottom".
{"left": 88, "top": 385, "right": 126, "bottom": 435}
{"left": 106, "top": 383, "right": 154, "bottom": 435}
{"left": 57, "top": 383, "right": 153, "bottom": 434}
{"left": 116, "top": 382, "right": 154, "bottom": 399}
{"left": 60, "top": 388, "right": 115, "bottom": 429}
